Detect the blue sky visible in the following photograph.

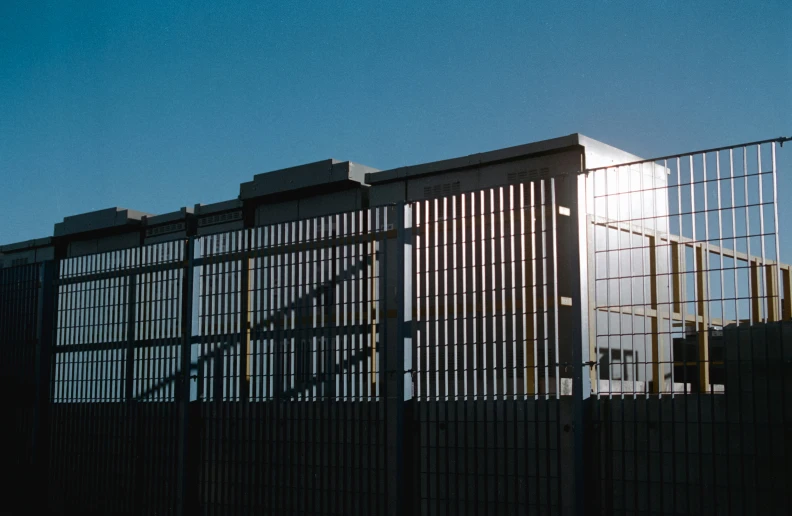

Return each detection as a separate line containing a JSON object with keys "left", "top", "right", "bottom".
{"left": 1, "top": 1, "right": 790, "bottom": 255}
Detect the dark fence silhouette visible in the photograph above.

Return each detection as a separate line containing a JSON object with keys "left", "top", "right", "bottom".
{"left": 1, "top": 139, "right": 791, "bottom": 515}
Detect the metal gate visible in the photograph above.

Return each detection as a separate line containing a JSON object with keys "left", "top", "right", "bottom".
{"left": 189, "top": 207, "right": 398, "bottom": 515}
{"left": 409, "top": 178, "right": 577, "bottom": 515}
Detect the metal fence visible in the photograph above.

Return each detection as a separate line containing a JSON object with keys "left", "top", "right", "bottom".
{"left": 0, "top": 137, "right": 790, "bottom": 515}
{"left": 0, "top": 264, "right": 42, "bottom": 513}
{"left": 584, "top": 139, "right": 792, "bottom": 515}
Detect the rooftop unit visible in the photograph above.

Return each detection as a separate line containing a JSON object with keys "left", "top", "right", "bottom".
{"left": 240, "top": 159, "right": 378, "bottom": 226}
{"left": 366, "top": 133, "right": 647, "bottom": 205}
{"left": 142, "top": 207, "right": 195, "bottom": 245}
{"left": 0, "top": 237, "right": 54, "bottom": 268}
{"left": 53, "top": 207, "right": 152, "bottom": 258}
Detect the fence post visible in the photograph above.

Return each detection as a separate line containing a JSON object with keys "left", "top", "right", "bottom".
{"left": 383, "top": 203, "right": 412, "bottom": 516}
{"left": 125, "top": 273, "right": 137, "bottom": 402}
{"left": 33, "top": 259, "right": 57, "bottom": 509}
{"left": 177, "top": 237, "right": 196, "bottom": 516}
{"left": 561, "top": 173, "right": 591, "bottom": 516}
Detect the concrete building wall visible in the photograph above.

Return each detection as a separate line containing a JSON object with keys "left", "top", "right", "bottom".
{"left": 254, "top": 188, "right": 365, "bottom": 226}
{"left": 66, "top": 231, "right": 141, "bottom": 257}
{"left": 0, "top": 245, "right": 54, "bottom": 268}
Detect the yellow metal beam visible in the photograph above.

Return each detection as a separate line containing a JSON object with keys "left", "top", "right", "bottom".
{"left": 695, "top": 246, "right": 710, "bottom": 392}
{"left": 671, "top": 241, "right": 683, "bottom": 315}
{"left": 591, "top": 215, "right": 787, "bottom": 267}
{"left": 750, "top": 259, "right": 762, "bottom": 323}
{"left": 592, "top": 305, "right": 733, "bottom": 327}
{"left": 766, "top": 264, "right": 781, "bottom": 322}
{"left": 649, "top": 235, "right": 662, "bottom": 393}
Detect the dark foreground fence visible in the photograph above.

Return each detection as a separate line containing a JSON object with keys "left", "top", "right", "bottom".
{"left": 1, "top": 139, "right": 791, "bottom": 515}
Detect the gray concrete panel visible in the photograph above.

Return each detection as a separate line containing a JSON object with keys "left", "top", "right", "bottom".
{"left": 67, "top": 231, "right": 141, "bottom": 257}
{"left": 54, "top": 207, "right": 150, "bottom": 237}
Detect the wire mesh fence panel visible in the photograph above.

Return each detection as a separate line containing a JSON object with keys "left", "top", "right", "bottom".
{"left": 192, "top": 207, "right": 391, "bottom": 515}
{"left": 584, "top": 141, "right": 792, "bottom": 515}
{"left": 411, "top": 180, "right": 568, "bottom": 515}
{"left": 49, "top": 241, "right": 186, "bottom": 515}
{"left": 0, "top": 263, "right": 41, "bottom": 514}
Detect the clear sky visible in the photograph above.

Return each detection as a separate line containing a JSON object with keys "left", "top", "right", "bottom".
{"left": 1, "top": 1, "right": 790, "bottom": 255}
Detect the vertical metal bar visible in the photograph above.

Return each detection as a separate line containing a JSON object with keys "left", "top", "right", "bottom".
{"left": 33, "top": 259, "right": 57, "bottom": 512}
{"left": 383, "top": 202, "right": 410, "bottom": 516}
{"left": 565, "top": 170, "right": 591, "bottom": 516}
{"left": 493, "top": 187, "right": 505, "bottom": 403}
{"left": 126, "top": 273, "right": 137, "bottom": 403}
{"left": 757, "top": 146, "right": 768, "bottom": 320}
{"left": 453, "top": 191, "right": 466, "bottom": 512}
{"left": 140, "top": 246, "right": 153, "bottom": 513}
{"left": 783, "top": 267, "right": 792, "bottom": 320}
{"left": 443, "top": 193, "right": 455, "bottom": 510}
{"left": 750, "top": 260, "right": 762, "bottom": 322}
{"left": 771, "top": 143, "right": 785, "bottom": 322}
{"left": 701, "top": 154, "right": 713, "bottom": 395}
{"left": 493, "top": 186, "right": 511, "bottom": 511}
{"left": 771, "top": 140, "right": 792, "bottom": 516}
{"left": 549, "top": 178, "right": 560, "bottom": 399}
{"left": 728, "top": 149, "right": 747, "bottom": 514}
{"left": 534, "top": 180, "right": 547, "bottom": 399}
{"left": 765, "top": 264, "right": 780, "bottom": 321}
{"left": 424, "top": 198, "right": 436, "bottom": 511}
{"left": 276, "top": 224, "right": 288, "bottom": 512}
{"left": 526, "top": 184, "right": 537, "bottom": 397}
{"left": 98, "top": 256, "right": 109, "bottom": 508}
{"left": 743, "top": 148, "right": 755, "bottom": 327}
{"left": 696, "top": 246, "right": 710, "bottom": 391}
{"left": 240, "top": 249, "right": 251, "bottom": 402}
{"left": 262, "top": 226, "right": 275, "bottom": 513}
{"left": 478, "top": 190, "right": 488, "bottom": 405}
{"left": 292, "top": 221, "right": 303, "bottom": 513}
{"left": 649, "top": 235, "right": 662, "bottom": 393}
{"left": 635, "top": 162, "right": 649, "bottom": 395}
{"left": 767, "top": 143, "right": 782, "bottom": 322}
{"left": 369, "top": 211, "right": 377, "bottom": 392}
{"left": 714, "top": 150, "right": 734, "bottom": 516}
{"left": 254, "top": 227, "right": 265, "bottom": 512}
{"left": 624, "top": 164, "right": 637, "bottom": 398}
{"left": 502, "top": 185, "right": 515, "bottom": 509}
{"left": 341, "top": 212, "right": 351, "bottom": 515}
{"left": 177, "top": 237, "right": 195, "bottom": 516}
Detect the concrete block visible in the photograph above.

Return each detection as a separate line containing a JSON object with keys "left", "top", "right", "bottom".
{"left": 195, "top": 199, "right": 244, "bottom": 236}
{"left": 240, "top": 160, "right": 377, "bottom": 200}
{"left": 0, "top": 248, "right": 35, "bottom": 268}
{"left": 143, "top": 207, "right": 193, "bottom": 244}
{"left": 54, "top": 207, "right": 149, "bottom": 237}
{"left": 197, "top": 220, "right": 245, "bottom": 236}
{"left": 368, "top": 181, "right": 406, "bottom": 207}
{"left": 67, "top": 231, "right": 141, "bottom": 257}
{"left": 0, "top": 236, "right": 55, "bottom": 267}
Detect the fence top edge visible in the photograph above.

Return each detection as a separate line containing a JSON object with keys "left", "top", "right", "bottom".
{"left": 584, "top": 136, "right": 792, "bottom": 173}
